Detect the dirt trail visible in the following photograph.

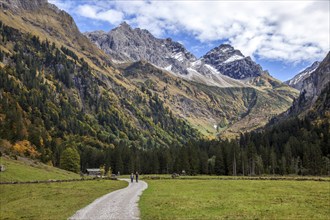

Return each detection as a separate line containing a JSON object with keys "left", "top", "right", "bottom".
{"left": 69, "top": 179, "right": 148, "bottom": 220}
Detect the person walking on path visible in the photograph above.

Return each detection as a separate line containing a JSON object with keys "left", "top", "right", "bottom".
{"left": 130, "top": 173, "right": 134, "bottom": 183}
{"left": 135, "top": 172, "right": 139, "bottom": 183}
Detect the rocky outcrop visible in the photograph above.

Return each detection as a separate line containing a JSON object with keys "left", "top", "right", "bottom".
{"left": 285, "top": 61, "right": 320, "bottom": 90}
{"left": 85, "top": 22, "right": 196, "bottom": 75}
{"left": 0, "top": 0, "right": 47, "bottom": 11}
{"left": 202, "top": 44, "right": 264, "bottom": 79}
{"left": 287, "top": 52, "right": 330, "bottom": 115}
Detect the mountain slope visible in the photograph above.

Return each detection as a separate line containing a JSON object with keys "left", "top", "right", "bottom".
{"left": 121, "top": 61, "right": 297, "bottom": 138}
{"left": 0, "top": 156, "right": 79, "bottom": 182}
{"left": 86, "top": 23, "right": 298, "bottom": 137}
{"left": 0, "top": 0, "right": 113, "bottom": 73}
{"left": 287, "top": 52, "right": 330, "bottom": 117}
{"left": 285, "top": 61, "right": 320, "bottom": 90}
{"left": 0, "top": 1, "right": 201, "bottom": 170}
{"left": 0, "top": 0, "right": 298, "bottom": 147}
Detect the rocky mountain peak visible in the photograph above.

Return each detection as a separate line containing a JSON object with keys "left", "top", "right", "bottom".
{"left": 210, "top": 44, "right": 242, "bottom": 55}
{"left": 202, "top": 44, "right": 263, "bottom": 79}
{"left": 114, "top": 21, "right": 133, "bottom": 32}
{"left": 85, "top": 23, "right": 196, "bottom": 74}
{"left": 203, "top": 44, "right": 244, "bottom": 64}
{"left": 285, "top": 61, "right": 321, "bottom": 90}
{"left": 85, "top": 23, "right": 267, "bottom": 84}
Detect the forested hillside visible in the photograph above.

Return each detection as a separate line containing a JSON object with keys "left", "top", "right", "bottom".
{"left": 0, "top": 0, "right": 328, "bottom": 177}
{"left": 0, "top": 22, "right": 200, "bottom": 170}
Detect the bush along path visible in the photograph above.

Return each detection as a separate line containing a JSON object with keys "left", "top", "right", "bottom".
{"left": 70, "top": 179, "right": 148, "bottom": 220}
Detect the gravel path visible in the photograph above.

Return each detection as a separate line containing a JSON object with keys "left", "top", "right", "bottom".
{"left": 69, "top": 179, "right": 148, "bottom": 220}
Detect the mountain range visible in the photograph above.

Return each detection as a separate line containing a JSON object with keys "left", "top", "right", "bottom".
{"left": 85, "top": 21, "right": 300, "bottom": 137}
{"left": 0, "top": 0, "right": 329, "bottom": 170}
{"left": 85, "top": 22, "right": 265, "bottom": 85}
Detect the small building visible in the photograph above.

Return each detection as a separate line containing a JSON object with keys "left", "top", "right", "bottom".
{"left": 86, "top": 168, "right": 101, "bottom": 176}
{"left": 0, "top": 164, "right": 5, "bottom": 172}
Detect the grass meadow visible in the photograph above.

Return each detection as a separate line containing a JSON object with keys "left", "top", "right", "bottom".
{"left": 0, "top": 180, "right": 128, "bottom": 219}
{"left": 0, "top": 157, "right": 79, "bottom": 182}
{"left": 1, "top": 156, "right": 329, "bottom": 220}
{"left": 140, "top": 179, "right": 330, "bottom": 219}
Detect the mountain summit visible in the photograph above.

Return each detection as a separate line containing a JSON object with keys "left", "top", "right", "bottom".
{"left": 85, "top": 23, "right": 270, "bottom": 87}
{"left": 85, "top": 22, "right": 196, "bottom": 75}
{"left": 202, "top": 44, "right": 264, "bottom": 79}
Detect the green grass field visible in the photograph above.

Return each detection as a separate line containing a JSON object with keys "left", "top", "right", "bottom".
{"left": 140, "top": 179, "right": 330, "bottom": 219}
{"left": 0, "top": 157, "right": 80, "bottom": 182}
{"left": 0, "top": 180, "right": 128, "bottom": 219}
{"left": 141, "top": 174, "right": 330, "bottom": 181}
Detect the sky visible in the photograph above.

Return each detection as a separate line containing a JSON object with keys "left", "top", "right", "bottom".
{"left": 49, "top": 0, "right": 329, "bottom": 81}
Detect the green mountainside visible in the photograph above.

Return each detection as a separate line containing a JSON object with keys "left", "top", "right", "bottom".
{"left": 121, "top": 61, "right": 298, "bottom": 138}
{"left": 0, "top": 22, "right": 200, "bottom": 169}
{"left": 1, "top": 0, "right": 327, "bottom": 176}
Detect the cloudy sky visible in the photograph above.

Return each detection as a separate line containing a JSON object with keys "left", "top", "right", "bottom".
{"left": 49, "top": 0, "right": 329, "bottom": 81}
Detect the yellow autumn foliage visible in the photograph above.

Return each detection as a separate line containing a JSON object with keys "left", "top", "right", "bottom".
{"left": 12, "top": 140, "right": 41, "bottom": 158}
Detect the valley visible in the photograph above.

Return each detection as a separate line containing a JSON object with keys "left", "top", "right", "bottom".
{"left": 0, "top": 0, "right": 329, "bottom": 219}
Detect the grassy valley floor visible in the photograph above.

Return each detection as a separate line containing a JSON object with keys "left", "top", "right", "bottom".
{"left": 0, "top": 180, "right": 128, "bottom": 219}
{"left": 140, "top": 179, "right": 330, "bottom": 219}
{"left": 0, "top": 157, "right": 128, "bottom": 219}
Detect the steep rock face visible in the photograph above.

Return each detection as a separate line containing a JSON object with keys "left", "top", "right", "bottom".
{"left": 0, "top": 0, "right": 48, "bottom": 11}
{"left": 287, "top": 52, "right": 330, "bottom": 115}
{"left": 202, "top": 44, "right": 264, "bottom": 79}
{"left": 285, "top": 61, "right": 320, "bottom": 90}
{"left": 85, "top": 22, "right": 196, "bottom": 75}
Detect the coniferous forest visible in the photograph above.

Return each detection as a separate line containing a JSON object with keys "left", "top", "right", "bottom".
{"left": 0, "top": 22, "right": 329, "bottom": 176}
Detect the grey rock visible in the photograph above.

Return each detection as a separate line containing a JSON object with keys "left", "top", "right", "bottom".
{"left": 288, "top": 52, "right": 330, "bottom": 115}
{"left": 202, "top": 44, "right": 264, "bottom": 79}
{"left": 285, "top": 61, "right": 320, "bottom": 90}
{"left": 85, "top": 22, "right": 196, "bottom": 75}
{"left": 0, "top": 0, "right": 48, "bottom": 11}
{"left": 85, "top": 23, "right": 259, "bottom": 87}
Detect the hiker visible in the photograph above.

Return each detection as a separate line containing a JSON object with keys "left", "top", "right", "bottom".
{"left": 130, "top": 173, "right": 134, "bottom": 183}
{"left": 135, "top": 172, "right": 139, "bottom": 183}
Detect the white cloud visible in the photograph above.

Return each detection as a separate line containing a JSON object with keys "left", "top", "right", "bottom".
{"left": 49, "top": 0, "right": 74, "bottom": 11}
{"left": 51, "top": 0, "right": 329, "bottom": 63}
{"left": 76, "top": 4, "right": 124, "bottom": 25}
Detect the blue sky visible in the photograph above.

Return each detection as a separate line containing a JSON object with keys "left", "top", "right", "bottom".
{"left": 49, "top": 0, "right": 329, "bottom": 81}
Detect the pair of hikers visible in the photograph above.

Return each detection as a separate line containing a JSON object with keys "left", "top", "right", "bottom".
{"left": 130, "top": 172, "right": 139, "bottom": 183}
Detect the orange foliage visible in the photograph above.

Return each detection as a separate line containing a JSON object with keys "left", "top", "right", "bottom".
{"left": 12, "top": 140, "right": 41, "bottom": 158}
